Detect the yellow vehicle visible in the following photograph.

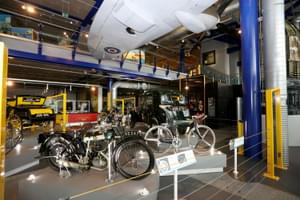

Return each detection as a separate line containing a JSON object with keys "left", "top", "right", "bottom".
{"left": 6, "top": 95, "right": 55, "bottom": 153}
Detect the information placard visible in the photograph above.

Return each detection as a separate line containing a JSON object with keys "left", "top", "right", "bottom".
{"left": 229, "top": 136, "right": 244, "bottom": 150}
{"left": 155, "top": 150, "right": 196, "bottom": 176}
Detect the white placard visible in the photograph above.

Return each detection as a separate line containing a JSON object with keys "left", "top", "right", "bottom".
{"left": 229, "top": 136, "right": 244, "bottom": 150}
{"left": 156, "top": 150, "right": 196, "bottom": 176}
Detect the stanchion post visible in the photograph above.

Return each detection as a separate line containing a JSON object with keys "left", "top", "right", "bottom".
{"left": 62, "top": 92, "right": 67, "bottom": 133}
{"left": 106, "top": 141, "right": 113, "bottom": 183}
{"left": 0, "top": 42, "right": 8, "bottom": 200}
{"left": 233, "top": 147, "right": 238, "bottom": 175}
{"left": 174, "top": 169, "right": 178, "bottom": 200}
{"left": 263, "top": 89, "right": 279, "bottom": 181}
{"left": 236, "top": 97, "right": 244, "bottom": 155}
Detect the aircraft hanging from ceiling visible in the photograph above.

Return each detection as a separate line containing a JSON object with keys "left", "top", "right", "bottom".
{"left": 88, "top": 0, "right": 219, "bottom": 60}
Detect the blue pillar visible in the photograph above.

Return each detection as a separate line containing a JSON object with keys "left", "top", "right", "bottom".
{"left": 240, "top": 0, "right": 262, "bottom": 159}
{"left": 108, "top": 78, "right": 113, "bottom": 91}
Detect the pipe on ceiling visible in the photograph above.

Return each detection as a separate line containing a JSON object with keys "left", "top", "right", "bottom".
{"left": 222, "top": 0, "right": 239, "bottom": 16}
{"left": 111, "top": 81, "right": 158, "bottom": 105}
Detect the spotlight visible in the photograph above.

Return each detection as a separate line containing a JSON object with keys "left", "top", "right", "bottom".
{"left": 70, "top": 21, "right": 73, "bottom": 24}
{"left": 91, "top": 86, "right": 96, "bottom": 92}
{"left": 27, "top": 6, "right": 36, "bottom": 14}
{"left": 85, "top": 34, "right": 89, "bottom": 38}
{"left": 238, "top": 29, "right": 242, "bottom": 34}
{"left": 21, "top": 5, "right": 26, "bottom": 10}
{"left": 7, "top": 80, "right": 14, "bottom": 87}
{"left": 63, "top": 32, "right": 67, "bottom": 36}
{"left": 185, "top": 85, "right": 189, "bottom": 90}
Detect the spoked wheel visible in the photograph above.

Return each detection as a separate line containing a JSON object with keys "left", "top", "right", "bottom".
{"left": 144, "top": 125, "right": 174, "bottom": 155}
{"left": 47, "top": 138, "right": 73, "bottom": 171}
{"left": 187, "top": 125, "right": 216, "bottom": 154}
{"left": 113, "top": 139, "right": 154, "bottom": 180}
{"left": 6, "top": 114, "right": 23, "bottom": 154}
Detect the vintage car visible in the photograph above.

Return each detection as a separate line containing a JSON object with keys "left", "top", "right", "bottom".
{"left": 131, "top": 90, "right": 191, "bottom": 134}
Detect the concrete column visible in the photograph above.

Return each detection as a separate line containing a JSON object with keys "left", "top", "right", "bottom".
{"left": 263, "top": 0, "right": 289, "bottom": 166}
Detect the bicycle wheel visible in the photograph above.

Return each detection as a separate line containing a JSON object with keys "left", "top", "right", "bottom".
{"left": 144, "top": 125, "right": 173, "bottom": 155}
{"left": 6, "top": 114, "right": 23, "bottom": 154}
{"left": 113, "top": 138, "right": 154, "bottom": 180}
{"left": 187, "top": 125, "right": 216, "bottom": 154}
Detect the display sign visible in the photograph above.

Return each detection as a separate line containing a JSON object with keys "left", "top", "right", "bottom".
{"left": 156, "top": 150, "right": 196, "bottom": 176}
{"left": 229, "top": 136, "right": 244, "bottom": 150}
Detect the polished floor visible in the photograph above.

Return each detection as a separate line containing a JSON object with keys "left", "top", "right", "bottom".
{"left": 4, "top": 126, "right": 300, "bottom": 200}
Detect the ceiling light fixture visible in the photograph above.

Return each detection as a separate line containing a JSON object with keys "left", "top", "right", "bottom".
{"left": 91, "top": 86, "right": 96, "bottom": 92}
{"left": 238, "top": 29, "right": 242, "bottom": 34}
{"left": 85, "top": 34, "right": 89, "bottom": 38}
{"left": 21, "top": 5, "right": 26, "bottom": 10}
{"left": 7, "top": 80, "right": 14, "bottom": 87}
{"left": 26, "top": 6, "right": 36, "bottom": 14}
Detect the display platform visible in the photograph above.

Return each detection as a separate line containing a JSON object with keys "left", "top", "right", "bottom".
{"left": 159, "top": 149, "right": 227, "bottom": 176}
{"left": 155, "top": 135, "right": 227, "bottom": 176}
{"left": 17, "top": 167, "right": 159, "bottom": 200}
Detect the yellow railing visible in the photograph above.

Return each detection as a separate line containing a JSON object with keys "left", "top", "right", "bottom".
{"left": 47, "top": 92, "right": 67, "bottom": 133}
{"left": 263, "top": 88, "right": 287, "bottom": 181}
{"left": 0, "top": 42, "right": 8, "bottom": 200}
{"left": 113, "top": 97, "right": 136, "bottom": 115}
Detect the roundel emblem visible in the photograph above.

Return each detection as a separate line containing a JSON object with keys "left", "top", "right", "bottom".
{"left": 104, "top": 47, "right": 121, "bottom": 54}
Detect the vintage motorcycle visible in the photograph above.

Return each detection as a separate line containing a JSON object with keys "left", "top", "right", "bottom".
{"left": 38, "top": 111, "right": 155, "bottom": 180}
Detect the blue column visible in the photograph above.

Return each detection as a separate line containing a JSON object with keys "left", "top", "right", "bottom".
{"left": 108, "top": 78, "right": 113, "bottom": 91}
{"left": 240, "top": 0, "right": 262, "bottom": 159}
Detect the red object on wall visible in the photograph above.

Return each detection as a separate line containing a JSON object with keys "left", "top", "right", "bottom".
{"left": 67, "top": 113, "right": 98, "bottom": 123}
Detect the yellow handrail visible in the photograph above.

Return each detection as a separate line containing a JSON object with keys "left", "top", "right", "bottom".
{"left": 0, "top": 42, "right": 8, "bottom": 200}
{"left": 263, "top": 88, "right": 286, "bottom": 181}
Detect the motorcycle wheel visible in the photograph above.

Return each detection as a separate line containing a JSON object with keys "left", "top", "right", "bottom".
{"left": 112, "top": 138, "right": 154, "bottom": 180}
{"left": 47, "top": 137, "right": 73, "bottom": 171}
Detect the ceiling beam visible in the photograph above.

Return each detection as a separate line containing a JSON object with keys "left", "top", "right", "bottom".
{"left": 13, "top": 0, "right": 83, "bottom": 22}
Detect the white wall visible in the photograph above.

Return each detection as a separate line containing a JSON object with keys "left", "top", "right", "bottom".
{"left": 201, "top": 40, "right": 230, "bottom": 75}
{"left": 229, "top": 51, "right": 240, "bottom": 78}
{"left": 287, "top": 115, "right": 300, "bottom": 146}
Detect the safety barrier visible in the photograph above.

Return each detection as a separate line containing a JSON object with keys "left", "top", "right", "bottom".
{"left": 263, "top": 88, "right": 287, "bottom": 180}
{"left": 0, "top": 42, "right": 8, "bottom": 200}
{"left": 113, "top": 97, "right": 136, "bottom": 115}
{"left": 46, "top": 92, "right": 68, "bottom": 133}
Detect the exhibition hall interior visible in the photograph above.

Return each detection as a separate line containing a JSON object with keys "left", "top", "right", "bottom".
{"left": 0, "top": 0, "right": 299, "bottom": 199}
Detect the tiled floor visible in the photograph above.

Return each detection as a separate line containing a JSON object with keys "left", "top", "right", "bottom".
{"left": 4, "top": 125, "right": 300, "bottom": 200}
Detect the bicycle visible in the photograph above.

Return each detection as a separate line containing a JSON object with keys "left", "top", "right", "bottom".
{"left": 144, "top": 114, "right": 216, "bottom": 155}
{"left": 187, "top": 115, "right": 216, "bottom": 154}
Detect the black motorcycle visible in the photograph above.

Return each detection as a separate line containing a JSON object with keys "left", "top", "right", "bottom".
{"left": 38, "top": 115, "right": 155, "bottom": 180}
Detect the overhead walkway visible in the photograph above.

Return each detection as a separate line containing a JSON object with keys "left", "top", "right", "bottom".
{"left": 0, "top": 33, "right": 186, "bottom": 81}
